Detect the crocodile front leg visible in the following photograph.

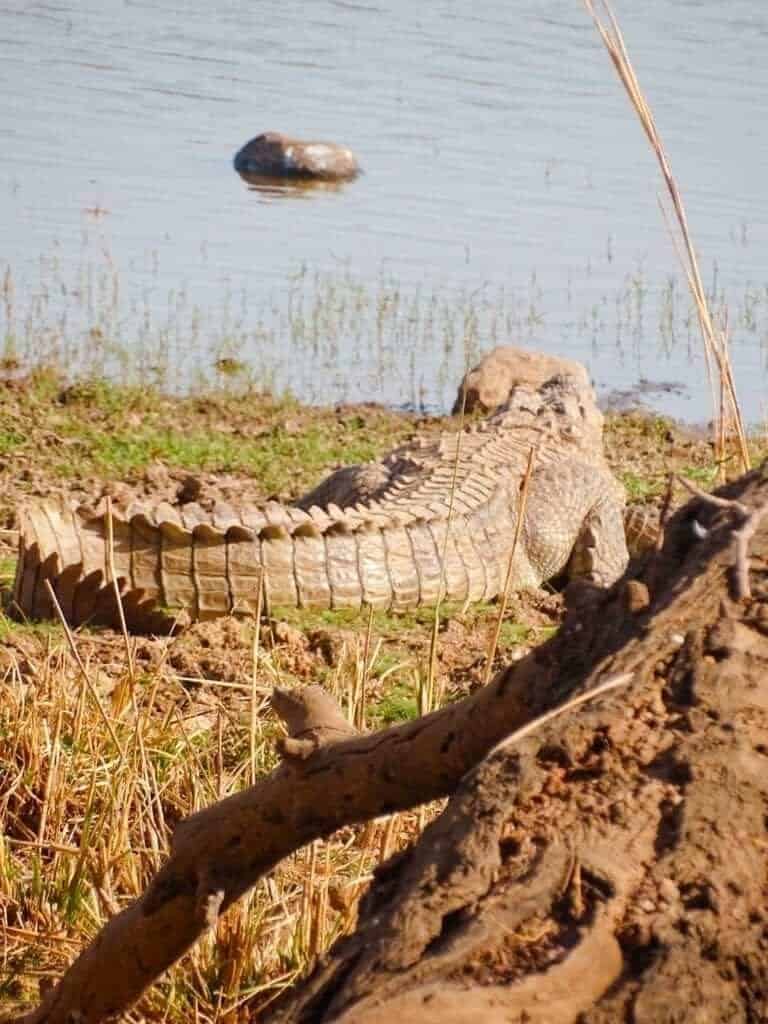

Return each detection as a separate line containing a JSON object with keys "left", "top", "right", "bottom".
{"left": 567, "top": 490, "right": 629, "bottom": 586}
{"left": 522, "top": 460, "right": 629, "bottom": 589}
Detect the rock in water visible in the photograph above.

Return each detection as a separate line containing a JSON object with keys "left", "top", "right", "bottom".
{"left": 233, "top": 131, "right": 359, "bottom": 180}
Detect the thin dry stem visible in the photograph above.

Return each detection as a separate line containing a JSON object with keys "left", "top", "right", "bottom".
{"left": 585, "top": 0, "right": 749, "bottom": 474}
{"left": 250, "top": 571, "right": 265, "bottom": 787}
{"left": 427, "top": 370, "right": 470, "bottom": 705}
{"left": 356, "top": 606, "right": 376, "bottom": 732}
{"left": 483, "top": 446, "right": 536, "bottom": 683}
{"left": 36, "top": 705, "right": 63, "bottom": 846}
{"left": 105, "top": 496, "right": 135, "bottom": 684}
{"left": 43, "top": 580, "right": 125, "bottom": 760}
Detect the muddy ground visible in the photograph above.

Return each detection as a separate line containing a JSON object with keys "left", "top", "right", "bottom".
{"left": 0, "top": 367, "right": 748, "bottom": 736}
{"left": 0, "top": 369, "right": 728, "bottom": 701}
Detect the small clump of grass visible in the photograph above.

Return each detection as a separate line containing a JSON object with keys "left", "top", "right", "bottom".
{"left": 620, "top": 471, "right": 665, "bottom": 502}
{"left": 0, "top": 554, "right": 17, "bottom": 586}
{"left": 495, "top": 620, "right": 533, "bottom": 647}
{"left": 272, "top": 600, "right": 536, "bottom": 649}
{"left": 371, "top": 684, "right": 420, "bottom": 726}
{"left": 0, "top": 426, "right": 24, "bottom": 456}
{"left": 0, "top": 607, "right": 66, "bottom": 644}
{"left": 680, "top": 463, "right": 720, "bottom": 487}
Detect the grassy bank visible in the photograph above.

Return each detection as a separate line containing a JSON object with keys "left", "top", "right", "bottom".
{"left": 6, "top": 241, "right": 768, "bottom": 425}
{"left": 0, "top": 369, "right": 427, "bottom": 531}
{"left": 0, "top": 370, "right": 755, "bottom": 1021}
{"left": 0, "top": 366, "right": 735, "bottom": 530}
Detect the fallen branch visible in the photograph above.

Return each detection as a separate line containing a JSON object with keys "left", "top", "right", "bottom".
{"left": 3, "top": 643, "right": 567, "bottom": 1024}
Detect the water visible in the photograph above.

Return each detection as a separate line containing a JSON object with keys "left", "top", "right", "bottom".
{"left": 1, "top": 0, "right": 767, "bottom": 422}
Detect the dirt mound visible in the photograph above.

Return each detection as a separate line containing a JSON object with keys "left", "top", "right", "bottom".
{"left": 267, "top": 467, "right": 768, "bottom": 1024}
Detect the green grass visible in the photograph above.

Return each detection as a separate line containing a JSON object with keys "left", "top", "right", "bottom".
{"left": 496, "top": 621, "right": 532, "bottom": 646}
{"left": 0, "top": 427, "right": 24, "bottom": 456}
{"left": 533, "top": 624, "right": 559, "bottom": 642}
{"left": 0, "top": 556, "right": 16, "bottom": 587}
{"left": 272, "top": 603, "right": 556, "bottom": 649}
{"left": 272, "top": 601, "right": 504, "bottom": 636}
{"left": 620, "top": 471, "right": 664, "bottom": 502}
{"left": 56, "top": 377, "right": 156, "bottom": 415}
{"left": 0, "top": 374, "right": 415, "bottom": 501}
{"left": 371, "top": 684, "right": 419, "bottom": 725}
{"left": 0, "top": 608, "right": 66, "bottom": 644}
{"left": 63, "top": 423, "right": 383, "bottom": 490}
{"left": 680, "top": 463, "right": 719, "bottom": 487}
{"left": 370, "top": 650, "right": 408, "bottom": 680}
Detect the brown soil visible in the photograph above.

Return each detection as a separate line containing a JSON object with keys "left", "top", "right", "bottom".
{"left": 266, "top": 466, "right": 768, "bottom": 1024}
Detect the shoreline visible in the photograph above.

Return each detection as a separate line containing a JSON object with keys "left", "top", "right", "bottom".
{"left": 0, "top": 365, "right": 732, "bottom": 538}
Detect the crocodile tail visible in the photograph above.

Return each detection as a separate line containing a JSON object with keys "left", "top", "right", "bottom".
{"left": 13, "top": 495, "right": 514, "bottom": 629}
{"left": 13, "top": 503, "right": 188, "bottom": 632}
{"left": 13, "top": 499, "right": 377, "bottom": 630}
{"left": 13, "top": 505, "right": 58, "bottom": 622}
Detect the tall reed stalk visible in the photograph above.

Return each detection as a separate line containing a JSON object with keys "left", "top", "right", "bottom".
{"left": 585, "top": 0, "right": 750, "bottom": 476}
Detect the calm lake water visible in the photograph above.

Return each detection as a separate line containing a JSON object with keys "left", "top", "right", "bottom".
{"left": 1, "top": 1, "right": 767, "bottom": 422}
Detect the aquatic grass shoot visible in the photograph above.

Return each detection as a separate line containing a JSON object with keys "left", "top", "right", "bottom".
{"left": 4, "top": 228, "right": 768, "bottom": 421}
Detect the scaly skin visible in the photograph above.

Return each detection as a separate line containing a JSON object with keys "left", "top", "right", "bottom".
{"left": 12, "top": 373, "right": 629, "bottom": 631}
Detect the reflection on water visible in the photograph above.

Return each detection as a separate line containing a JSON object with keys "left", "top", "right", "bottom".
{"left": 236, "top": 172, "right": 352, "bottom": 199}
{"left": 0, "top": 0, "right": 767, "bottom": 422}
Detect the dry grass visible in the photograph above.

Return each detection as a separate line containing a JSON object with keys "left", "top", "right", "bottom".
{"left": 0, "top": 616, "right": 439, "bottom": 1021}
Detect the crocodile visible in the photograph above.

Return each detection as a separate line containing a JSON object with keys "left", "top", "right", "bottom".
{"left": 12, "top": 370, "right": 629, "bottom": 631}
